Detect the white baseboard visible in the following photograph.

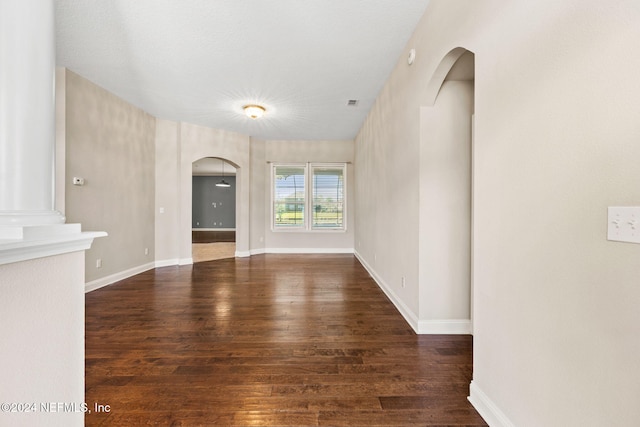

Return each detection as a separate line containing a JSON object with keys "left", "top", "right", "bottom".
{"left": 85, "top": 261, "right": 156, "bottom": 293}
{"left": 155, "top": 258, "right": 179, "bottom": 268}
{"left": 353, "top": 251, "right": 472, "bottom": 336}
{"left": 264, "top": 247, "right": 354, "bottom": 254}
{"left": 235, "top": 250, "right": 251, "bottom": 257}
{"left": 179, "top": 257, "right": 193, "bottom": 265}
{"left": 418, "top": 319, "right": 472, "bottom": 334}
{"left": 249, "top": 247, "right": 352, "bottom": 255}
{"left": 468, "top": 381, "right": 514, "bottom": 427}
{"left": 354, "top": 250, "right": 420, "bottom": 333}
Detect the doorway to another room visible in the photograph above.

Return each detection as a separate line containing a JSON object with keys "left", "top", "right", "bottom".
{"left": 191, "top": 157, "right": 237, "bottom": 262}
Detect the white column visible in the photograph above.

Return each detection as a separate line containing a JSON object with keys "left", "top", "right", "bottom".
{"left": 0, "top": 0, "right": 65, "bottom": 225}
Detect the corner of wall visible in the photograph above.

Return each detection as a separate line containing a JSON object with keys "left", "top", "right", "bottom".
{"left": 468, "top": 381, "right": 515, "bottom": 427}
{"left": 354, "top": 250, "right": 419, "bottom": 333}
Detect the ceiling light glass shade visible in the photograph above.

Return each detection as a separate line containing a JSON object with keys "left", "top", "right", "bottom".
{"left": 243, "top": 104, "right": 266, "bottom": 119}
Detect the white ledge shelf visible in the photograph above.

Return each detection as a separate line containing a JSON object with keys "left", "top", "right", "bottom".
{"left": 0, "top": 224, "right": 106, "bottom": 266}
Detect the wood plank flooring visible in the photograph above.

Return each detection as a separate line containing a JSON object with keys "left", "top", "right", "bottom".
{"left": 192, "top": 230, "right": 236, "bottom": 243}
{"left": 85, "top": 254, "right": 487, "bottom": 426}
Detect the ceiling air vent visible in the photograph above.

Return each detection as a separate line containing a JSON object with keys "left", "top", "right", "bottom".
{"left": 347, "top": 99, "right": 359, "bottom": 106}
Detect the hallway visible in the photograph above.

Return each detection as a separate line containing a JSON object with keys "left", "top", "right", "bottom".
{"left": 85, "top": 254, "right": 486, "bottom": 426}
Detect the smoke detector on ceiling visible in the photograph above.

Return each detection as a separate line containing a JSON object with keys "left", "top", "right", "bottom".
{"left": 408, "top": 49, "right": 416, "bottom": 65}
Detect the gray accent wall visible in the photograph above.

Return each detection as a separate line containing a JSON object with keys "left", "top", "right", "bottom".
{"left": 192, "top": 176, "right": 236, "bottom": 228}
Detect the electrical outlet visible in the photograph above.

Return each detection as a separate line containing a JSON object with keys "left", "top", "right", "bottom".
{"left": 145, "top": 248, "right": 149, "bottom": 255}
{"left": 401, "top": 277, "right": 406, "bottom": 288}
{"left": 96, "top": 258, "right": 102, "bottom": 268}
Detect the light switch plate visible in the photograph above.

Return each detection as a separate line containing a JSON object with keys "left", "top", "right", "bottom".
{"left": 607, "top": 206, "right": 640, "bottom": 244}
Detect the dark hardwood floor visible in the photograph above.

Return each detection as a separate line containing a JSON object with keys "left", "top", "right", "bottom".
{"left": 85, "top": 254, "right": 487, "bottom": 426}
{"left": 192, "top": 230, "right": 236, "bottom": 243}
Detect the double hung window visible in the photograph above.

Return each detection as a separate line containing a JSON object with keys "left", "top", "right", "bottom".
{"left": 272, "top": 163, "right": 346, "bottom": 231}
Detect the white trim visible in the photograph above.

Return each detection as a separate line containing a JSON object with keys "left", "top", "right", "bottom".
{"left": 0, "top": 210, "right": 66, "bottom": 226}
{"left": 310, "top": 163, "right": 347, "bottom": 232}
{"left": 354, "top": 251, "right": 473, "bottom": 335}
{"left": 418, "top": 319, "right": 472, "bottom": 334}
{"left": 468, "top": 381, "right": 515, "bottom": 427}
{"left": 192, "top": 228, "right": 235, "bottom": 231}
{"left": 271, "top": 163, "right": 308, "bottom": 231}
{"left": 179, "top": 257, "right": 193, "bottom": 265}
{"left": 354, "top": 250, "right": 419, "bottom": 333}
{"left": 271, "top": 162, "right": 347, "bottom": 233}
{"left": 155, "top": 258, "right": 179, "bottom": 268}
{"left": 0, "top": 224, "right": 106, "bottom": 266}
{"left": 85, "top": 261, "right": 156, "bottom": 293}
{"left": 250, "top": 248, "right": 353, "bottom": 256}
{"left": 265, "top": 247, "right": 354, "bottom": 254}
{"left": 235, "top": 250, "right": 251, "bottom": 257}
{"left": 270, "top": 228, "right": 348, "bottom": 234}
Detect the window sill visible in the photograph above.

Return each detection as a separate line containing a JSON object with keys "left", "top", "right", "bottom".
{"left": 271, "top": 228, "right": 347, "bottom": 233}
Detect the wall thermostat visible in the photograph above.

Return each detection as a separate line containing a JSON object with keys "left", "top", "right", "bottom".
{"left": 73, "top": 177, "right": 85, "bottom": 186}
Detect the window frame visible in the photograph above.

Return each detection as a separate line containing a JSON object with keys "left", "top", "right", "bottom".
{"left": 271, "top": 163, "right": 308, "bottom": 231}
{"left": 271, "top": 162, "right": 347, "bottom": 232}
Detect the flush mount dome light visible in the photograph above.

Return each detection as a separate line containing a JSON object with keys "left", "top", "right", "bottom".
{"left": 243, "top": 104, "right": 266, "bottom": 119}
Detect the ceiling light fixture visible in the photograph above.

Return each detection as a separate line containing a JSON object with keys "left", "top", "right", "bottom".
{"left": 216, "top": 159, "right": 231, "bottom": 188}
{"left": 243, "top": 104, "right": 266, "bottom": 119}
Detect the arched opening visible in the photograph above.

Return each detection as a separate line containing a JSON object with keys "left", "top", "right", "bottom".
{"left": 419, "top": 48, "right": 475, "bottom": 334}
{"left": 191, "top": 157, "right": 238, "bottom": 262}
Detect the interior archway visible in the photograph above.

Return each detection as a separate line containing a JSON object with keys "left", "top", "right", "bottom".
{"left": 191, "top": 157, "right": 238, "bottom": 262}
{"left": 419, "top": 48, "right": 475, "bottom": 334}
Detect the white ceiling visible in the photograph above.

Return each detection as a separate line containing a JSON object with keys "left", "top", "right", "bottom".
{"left": 55, "top": 0, "right": 430, "bottom": 141}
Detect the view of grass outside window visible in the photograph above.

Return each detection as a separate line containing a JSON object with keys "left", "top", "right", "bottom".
{"left": 274, "top": 166, "right": 306, "bottom": 228}
{"left": 272, "top": 163, "right": 346, "bottom": 231}
{"left": 312, "top": 166, "right": 344, "bottom": 229}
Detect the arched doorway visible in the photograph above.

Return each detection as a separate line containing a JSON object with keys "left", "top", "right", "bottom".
{"left": 419, "top": 48, "right": 475, "bottom": 334}
{"left": 191, "top": 157, "right": 237, "bottom": 262}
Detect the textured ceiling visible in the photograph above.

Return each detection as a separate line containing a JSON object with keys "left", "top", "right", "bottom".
{"left": 55, "top": 0, "right": 430, "bottom": 140}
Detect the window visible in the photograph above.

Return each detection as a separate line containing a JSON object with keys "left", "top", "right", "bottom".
{"left": 273, "top": 165, "right": 306, "bottom": 229}
{"left": 311, "top": 165, "right": 344, "bottom": 229}
{"left": 272, "top": 163, "right": 346, "bottom": 231}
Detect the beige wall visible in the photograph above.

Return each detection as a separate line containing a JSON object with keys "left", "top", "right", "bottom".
{"left": 261, "top": 139, "right": 355, "bottom": 252}
{"left": 61, "top": 79, "right": 354, "bottom": 270}
{"left": 153, "top": 121, "right": 251, "bottom": 263}
{"left": 419, "top": 80, "right": 473, "bottom": 329}
{"left": 249, "top": 138, "right": 267, "bottom": 251}
{"left": 155, "top": 132, "right": 353, "bottom": 261}
{"left": 355, "top": 0, "right": 640, "bottom": 425}
{"left": 178, "top": 122, "right": 251, "bottom": 260}
{"left": 154, "top": 119, "right": 181, "bottom": 264}
{"left": 63, "top": 70, "right": 156, "bottom": 283}
{"left": 354, "top": 49, "right": 422, "bottom": 317}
